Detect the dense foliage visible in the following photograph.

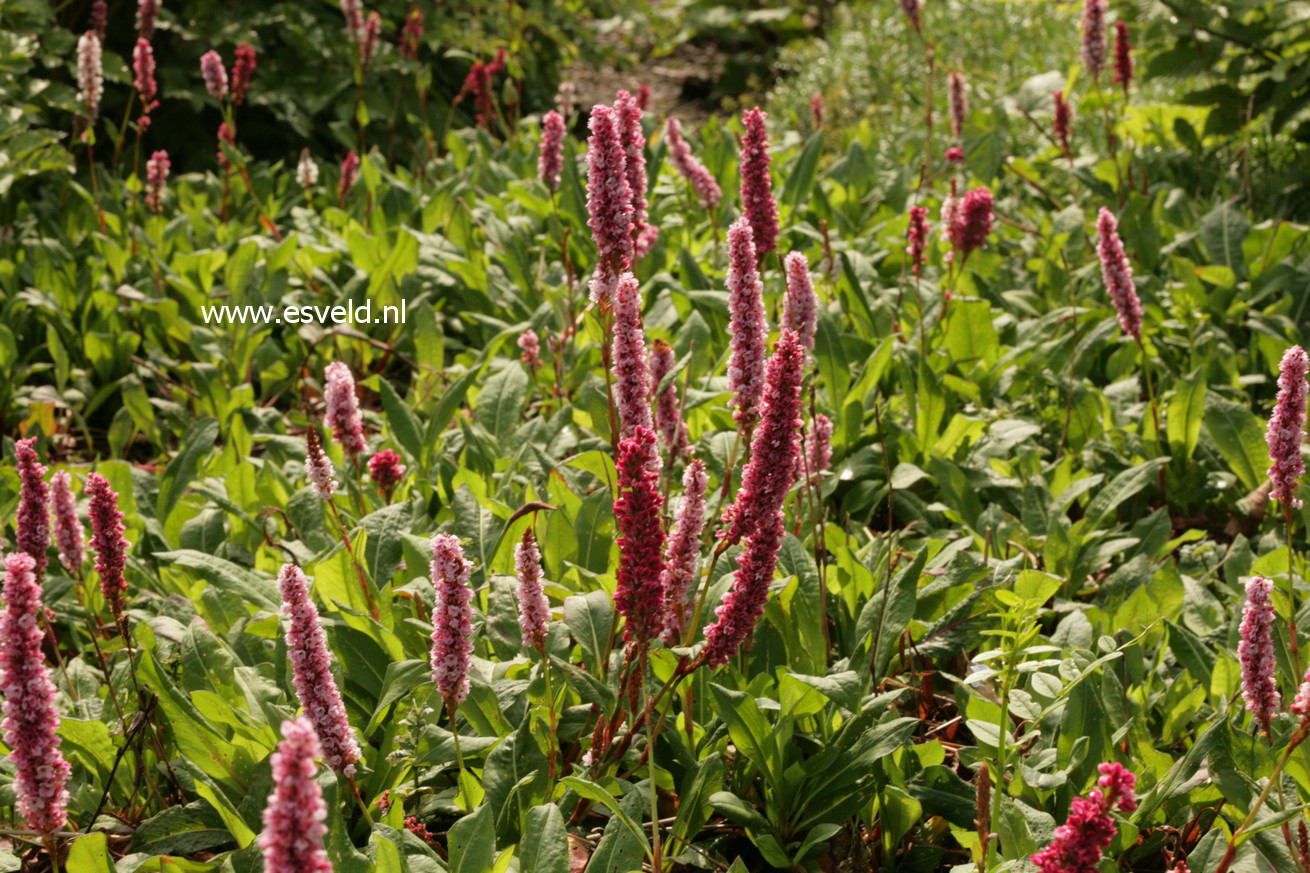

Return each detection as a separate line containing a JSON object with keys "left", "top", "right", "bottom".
{"left": 2, "top": 1, "right": 1310, "bottom": 872}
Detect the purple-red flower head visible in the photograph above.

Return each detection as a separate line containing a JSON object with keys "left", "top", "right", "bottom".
{"left": 0, "top": 552, "right": 71, "bottom": 834}
{"left": 946, "top": 187, "right": 994, "bottom": 258}
{"left": 539, "top": 110, "right": 566, "bottom": 192}
{"left": 230, "top": 43, "right": 256, "bottom": 106}
{"left": 279, "top": 564, "right": 361, "bottom": 776}
{"left": 430, "top": 534, "right": 474, "bottom": 706}
{"left": 200, "top": 50, "right": 228, "bottom": 99}
{"left": 1095, "top": 207, "right": 1142, "bottom": 340}
{"left": 1268, "top": 345, "right": 1309, "bottom": 510}
{"left": 86, "top": 472, "right": 128, "bottom": 621}
{"left": 665, "top": 117, "right": 721, "bottom": 211}
{"left": 1112, "top": 21, "right": 1133, "bottom": 94}
{"left": 739, "top": 107, "right": 779, "bottom": 256}
{"left": 1239, "top": 575, "right": 1280, "bottom": 732}
{"left": 258, "top": 718, "right": 332, "bottom": 873}
{"left": 726, "top": 217, "right": 768, "bottom": 432}
{"left": 613, "top": 427, "right": 666, "bottom": 646}
{"left": 1031, "top": 763, "right": 1136, "bottom": 873}
{"left": 611, "top": 273, "right": 654, "bottom": 439}
{"left": 515, "top": 529, "right": 550, "bottom": 650}
{"left": 14, "top": 439, "right": 49, "bottom": 581}
{"left": 324, "top": 361, "right": 367, "bottom": 457}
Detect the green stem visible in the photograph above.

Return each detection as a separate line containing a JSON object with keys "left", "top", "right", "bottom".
{"left": 1214, "top": 728, "right": 1306, "bottom": 873}
{"left": 448, "top": 698, "right": 469, "bottom": 812}
{"left": 1289, "top": 505, "right": 1302, "bottom": 684}
{"left": 539, "top": 644, "right": 558, "bottom": 786}
{"left": 647, "top": 673, "right": 662, "bottom": 871}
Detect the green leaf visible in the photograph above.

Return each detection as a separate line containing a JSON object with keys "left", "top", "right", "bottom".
{"left": 707, "top": 684, "right": 782, "bottom": 799}
{"left": 1198, "top": 200, "right": 1249, "bottom": 278}
{"left": 447, "top": 804, "right": 496, "bottom": 873}
{"left": 131, "top": 802, "right": 234, "bottom": 855}
{"left": 362, "top": 501, "right": 411, "bottom": 584}
{"left": 519, "top": 804, "right": 570, "bottom": 873}
{"left": 1205, "top": 395, "right": 1268, "bottom": 493}
{"left": 157, "top": 416, "right": 219, "bottom": 522}
{"left": 65, "top": 833, "right": 115, "bottom": 873}
{"left": 564, "top": 589, "right": 614, "bottom": 672}
{"left": 1081, "top": 458, "right": 1170, "bottom": 530}
{"left": 1167, "top": 370, "right": 1207, "bottom": 460}
{"left": 945, "top": 300, "right": 999, "bottom": 369}
{"left": 781, "top": 132, "right": 823, "bottom": 210}
{"left": 477, "top": 363, "right": 529, "bottom": 438}
{"left": 560, "top": 776, "right": 652, "bottom": 860}
{"left": 585, "top": 783, "right": 649, "bottom": 873}
{"left": 377, "top": 377, "right": 425, "bottom": 464}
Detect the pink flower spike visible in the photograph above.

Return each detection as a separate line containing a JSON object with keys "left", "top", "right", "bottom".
{"left": 1238, "top": 575, "right": 1280, "bottom": 732}
{"left": 900, "top": 0, "right": 921, "bottom": 31}
{"left": 304, "top": 427, "right": 338, "bottom": 500}
{"left": 399, "top": 5, "right": 425, "bottom": 60}
{"left": 137, "top": 0, "right": 159, "bottom": 40}
{"left": 77, "top": 32, "right": 104, "bottom": 120}
{"left": 340, "top": 0, "right": 365, "bottom": 44}
{"left": 518, "top": 328, "right": 542, "bottom": 369}
{"left": 611, "top": 273, "right": 655, "bottom": 439}
{"left": 85, "top": 472, "right": 128, "bottom": 622}
{"left": 783, "top": 251, "right": 818, "bottom": 352}
{"left": 216, "top": 122, "right": 235, "bottom": 168}
{"left": 1268, "top": 345, "right": 1309, "bottom": 510}
{"left": 1112, "top": 20, "right": 1132, "bottom": 93}
{"left": 739, "top": 107, "right": 779, "bottom": 256}
{"left": 200, "top": 50, "right": 228, "bottom": 99}
{"left": 133, "top": 39, "right": 159, "bottom": 126}
{"left": 948, "top": 72, "right": 968, "bottom": 140}
{"left": 297, "top": 149, "right": 319, "bottom": 188}
{"left": 1095, "top": 207, "right": 1142, "bottom": 340}
{"left": 230, "top": 43, "right": 256, "bottom": 106}
{"left": 367, "top": 450, "right": 406, "bottom": 497}
{"left": 89, "top": 1, "right": 107, "bottom": 40}
{"left": 279, "top": 564, "right": 361, "bottom": 776}
{"left": 636, "top": 84, "right": 651, "bottom": 112}
{"left": 1031, "top": 762, "right": 1136, "bottom": 873}
{"left": 515, "top": 529, "right": 550, "bottom": 650}
{"left": 946, "top": 187, "right": 994, "bottom": 258}
{"left": 145, "top": 150, "right": 170, "bottom": 213}
{"left": 616, "top": 91, "right": 657, "bottom": 259}
{"left": 258, "top": 718, "right": 333, "bottom": 873}
{"left": 50, "top": 472, "right": 84, "bottom": 574}
{"left": 720, "top": 330, "right": 806, "bottom": 547}
{"left": 726, "top": 217, "right": 768, "bottom": 432}
{"left": 659, "top": 459, "right": 708, "bottom": 644}
{"left": 360, "top": 11, "right": 381, "bottom": 65}
{"left": 585, "top": 104, "right": 634, "bottom": 288}
{"left": 338, "top": 151, "right": 360, "bottom": 204}
{"left": 1082, "top": 0, "right": 1108, "bottom": 78}
{"left": 539, "top": 111, "right": 566, "bottom": 192}
{"left": 1054, "top": 91, "right": 1073, "bottom": 156}
{"left": 324, "top": 361, "right": 367, "bottom": 458}
{"left": 665, "top": 117, "right": 721, "bottom": 211}
{"left": 703, "top": 330, "right": 805, "bottom": 669}
{"left": 650, "top": 338, "right": 690, "bottom": 460}
{"left": 14, "top": 439, "right": 50, "bottom": 581}
{"left": 906, "top": 206, "right": 931, "bottom": 275}
{"left": 810, "top": 94, "right": 825, "bottom": 128}
{"left": 613, "top": 427, "right": 666, "bottom": 646}
{"left": 430, "top": 534, "right": 475, "bottom": 706}
{"left": 0, "top": 552, "right": 71, "bottom": 834}
{"left": 801, "top": 414, "right": 833, "bottom": 483}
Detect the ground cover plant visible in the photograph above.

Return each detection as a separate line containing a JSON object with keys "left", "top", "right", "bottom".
{"left": 2, "top": 0, "right": 1310, "bottom": 871}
